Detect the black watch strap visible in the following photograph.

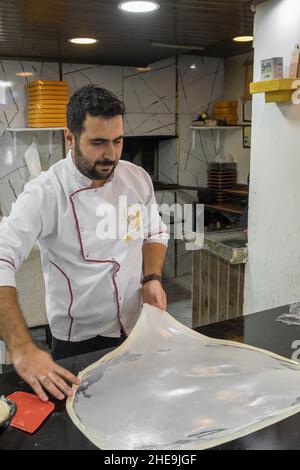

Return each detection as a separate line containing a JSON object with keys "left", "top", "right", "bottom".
{"left": 142, "top": 274, "right": 162, "bottom": 285}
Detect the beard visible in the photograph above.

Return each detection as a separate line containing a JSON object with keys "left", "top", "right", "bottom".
{"left": 73, "top": 140, "right": 118, "bottom": 181}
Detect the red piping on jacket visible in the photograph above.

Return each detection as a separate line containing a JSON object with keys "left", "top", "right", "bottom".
{"left": 49, "top": 260, "right": 74, "bottom": 341}
{"left": 145, "top": 230, "right": 167, "bottom": 240}
{"left": 0, "top": 258, "right": 16, "bottom": 269}
{"left": 69, "top": 187, "right": 127, "bottom": 338}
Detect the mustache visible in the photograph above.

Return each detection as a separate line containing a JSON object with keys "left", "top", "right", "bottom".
{"left": 94, "top": 159, "right": 116, "bottom": 166}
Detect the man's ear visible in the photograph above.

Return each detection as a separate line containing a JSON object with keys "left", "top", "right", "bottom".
{"left": 64, "top": 128, "right": 75, "bottom": 150}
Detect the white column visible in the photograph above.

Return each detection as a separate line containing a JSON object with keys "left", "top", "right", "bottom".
{"left": 244, "top": 0, "right": 300, "bottom": 313}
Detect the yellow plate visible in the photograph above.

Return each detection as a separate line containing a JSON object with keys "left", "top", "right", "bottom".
{"left": 28, "top": 82, "right": 68, "bottom": 89}
{"left": 28, "top": 105, "right": 67, "bottom": 110}
{"left": 28, "top": 119, "right": 67, "bottom": 124}
{"left": 28, "top": 109, "right": 66, "bottom": 114}
{"left": 28, "top": 87, "right": 68, "bottom": 94}
{"left": 213, "top": 112, "right": 238, "bottom": 118}
{"left": 212, "top": 107, "right": 238, "bottom": 115}
{"left": 29, "top": 80, "right": 67, "bottom": 87}
{"left": 28, "top": 124, "right": 66, "bottom": 128}
{"left": 28, "top": 114, "right": 66, "bottom": 119}
{"left": 29, "top": 92, "right": 68, "bottom": 98}
{"left": 28, "top": 99, "right": 69, "bottom": 104}
{"left": 28, "top": 118, "right": 67, "bottom": 122}
{"left": 29, "top": 87, "right": 68, "bottom": 92}
{"left": 28, "top": 124, "right": 67, "bottom": 128}
{"left": 213, "top": 100, "right": 238, "bottom": 108}
{"left": 28, "top": 116, "right": 66, "bottom": 120}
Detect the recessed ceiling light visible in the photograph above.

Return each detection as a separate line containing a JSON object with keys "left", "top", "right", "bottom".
{"left": 68, "top": 37, "right": 98, "bottom": 45}
{"left": 233, "top": 36, "right": 253, "bottom": 43}
{"left": 136, "top": 66, "right": 152, "bottom": 72}
{"left": 118, "top": 1, "right": 160, "bottom": 13}
{"left": 16, "top": 72, "right": 34, "bottom": 77}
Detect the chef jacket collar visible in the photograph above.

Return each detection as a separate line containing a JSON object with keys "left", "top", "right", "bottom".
{"left": 66, "top": 150, "right": 116, "bottom": 188}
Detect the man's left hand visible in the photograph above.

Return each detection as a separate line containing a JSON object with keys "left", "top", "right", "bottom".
{"left": 142, "top": 280, "right": 167, "bottom": 311}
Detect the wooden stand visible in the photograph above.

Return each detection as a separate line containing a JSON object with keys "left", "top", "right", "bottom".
{"left": 192, "top": 250, "right": 245, "bottom": 327}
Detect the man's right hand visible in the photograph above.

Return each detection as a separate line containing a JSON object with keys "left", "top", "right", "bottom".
{"left": 11, "top": 343, "right": 81, "bottom": 402}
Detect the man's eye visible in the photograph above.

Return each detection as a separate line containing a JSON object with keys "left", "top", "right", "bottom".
{"left": 114, "top": 140, "right": 122, "bottom": 144}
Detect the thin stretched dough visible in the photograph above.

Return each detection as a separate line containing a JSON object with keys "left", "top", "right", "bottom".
{"left": 67, "top": 304, "right": 300, "bottom": 450}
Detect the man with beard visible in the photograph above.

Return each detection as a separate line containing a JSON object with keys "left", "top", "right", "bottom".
{"left": 0, "top": 85, "right": 168, "bottom": 402}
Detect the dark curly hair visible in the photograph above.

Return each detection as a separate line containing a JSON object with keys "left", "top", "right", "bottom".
{"left": 67, "top": 85, "right": 126, "bottom": 136}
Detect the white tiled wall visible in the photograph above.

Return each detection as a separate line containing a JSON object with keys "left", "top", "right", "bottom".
{"left": 0, "top": 61, "right": 63, "bottom": 215}
{"left": 62, "top": 63, "right": 123, "bottom": 100}
{"left": 158, "top": 55, "right": 224, "bottom": 275}
{"left": 158, "top": 55, "right": 224, "bottom": 189}
{"left": 123, "top": 57, "right": 176, "bottom": 136}
{"left": 63, "top": 58, "right": 176, "bottom": 137}
{"left": 158, "top": 139, "right": 178, "bottom": 184}
{"left": 178, "top": 55, "right": 224, "bottom": 188}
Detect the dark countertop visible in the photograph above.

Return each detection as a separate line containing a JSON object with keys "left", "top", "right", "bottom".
{"left": 154, "top": 183, "right": 200, "bottom": 191}
{"left": 1, "top": 303, "right": 300, "bottom": 450}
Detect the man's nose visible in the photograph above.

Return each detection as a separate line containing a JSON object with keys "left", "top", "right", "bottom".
{"left": 104, "top": 141, "right": 115, "bottom": 159}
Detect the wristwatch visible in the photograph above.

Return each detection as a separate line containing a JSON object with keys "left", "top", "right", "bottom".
{"left": 142, "top": 274, "right": 162, "bottom": 285}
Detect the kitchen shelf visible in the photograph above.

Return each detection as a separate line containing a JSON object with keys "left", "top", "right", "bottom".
{"left": 191, "top": 125, "right": 243, "bottom": 152}
{"left": 205, "top": 202, "right": 245, "bottom": 215}
{"left": 5, "top": 128, "right": 65, "bottom": 157}
{"left": 250, "top": 78, "right": 300, "bottom": 103}
{"left": 200, "top": 185, "right": 248, "bottom": 216}
{"left": 221, "top": 187, "right": 248, "bottom": 197}
{"left": 5, "top": 127, "right": 65, "bottom": 132}
{"left": 154, "top": 183, "right": 248, "bottom": 197}
{"left": 190, "top": 125, "right": 242, "bottom": 130}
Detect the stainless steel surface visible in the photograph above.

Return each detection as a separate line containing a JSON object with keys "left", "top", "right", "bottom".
{"left": 220, "top": 239, "right": 247, "bottom": 248}
{"left": 203, "top": 229, "right": 248, "bottom": 264}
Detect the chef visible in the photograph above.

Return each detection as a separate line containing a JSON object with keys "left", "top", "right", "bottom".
{"left": 0, "top": 85, "right": 168, "bottom": 402}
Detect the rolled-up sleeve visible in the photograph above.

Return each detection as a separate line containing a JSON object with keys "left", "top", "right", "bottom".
{"left": 142, "top": 172, "right": 169, "bottom": 247}
{"left": 0, "top": 190, "right": 43, "bottom": 287}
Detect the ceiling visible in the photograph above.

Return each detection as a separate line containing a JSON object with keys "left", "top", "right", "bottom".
{"left": 0, "top": 0, "right": 258, "bottom": 66}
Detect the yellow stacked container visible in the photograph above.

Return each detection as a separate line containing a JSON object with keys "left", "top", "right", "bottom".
{"left": 212, "top": 100, "right": 238, "bottom": 125}
{"left": 27, "top": 80, "right": 68, "bottom": 128}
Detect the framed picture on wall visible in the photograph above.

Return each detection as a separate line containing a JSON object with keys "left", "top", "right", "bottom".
{"left": 243, "top": 99, "right": 252, "bottom": 123}
{"left": 243, "top": 126, "right": 251, "bottom": 148}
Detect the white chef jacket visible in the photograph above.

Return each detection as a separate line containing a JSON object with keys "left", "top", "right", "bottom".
{"left": 0, "top": 151, "right": 168, "bottom": 341}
